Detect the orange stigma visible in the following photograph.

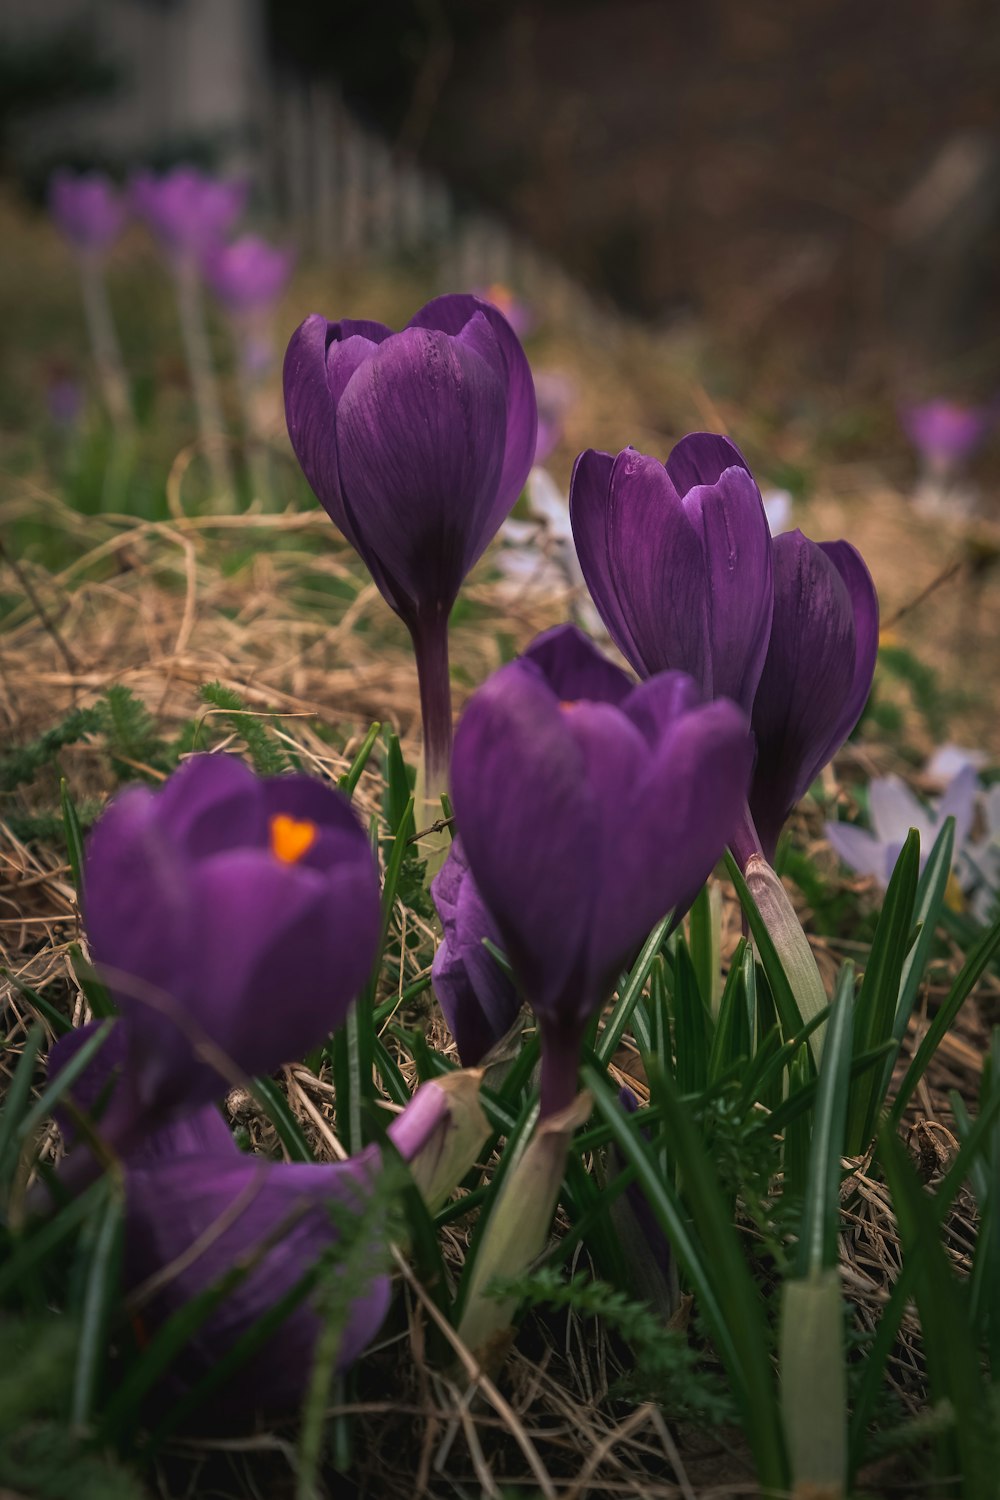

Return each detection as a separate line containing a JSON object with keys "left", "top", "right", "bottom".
{"left": 270, "top": 813, "right": 317, "bottom": 864}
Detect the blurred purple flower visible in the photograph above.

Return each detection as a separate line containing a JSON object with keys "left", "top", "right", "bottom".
{"left": 570, "top": 433, "right": 878, "bottom": 862}
{"left": 450, "top": 626, "right": 752, "bottom": 1115}
{"left": 49, "top": 1065, "right": 474, "bottom": 1409}
{"left": 49, "top": 169, "right": 127, "bottom": 254}
{"left": 204, "top": 234, "right": 295, "bottom": 313}
{"left": 131, "top": 165, "right": 248, "bottom": 260}
{"left": 46, "top": 373, "right": 85, "bottom": 428}
{"left": 533, "top": 371, "right": 575, "bottom": 466}
{"left": 900, "top": 399, "right": 996, "bottom": 477}
{"left": 67, "top": 753, "right": 380, "bottom": 1155}
{"left": 284, "top": 293, "right": 537, "bottom": 791}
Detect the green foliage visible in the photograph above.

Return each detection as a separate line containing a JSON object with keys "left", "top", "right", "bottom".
{"left": 198, "top": 680, "right": 289, "bottom": 774}
{"left": 0, "top": 1318, "right": 144, "bottom": 1500}
{"left": 495, "top": 1266, "right": 739, "bottom": 1425}
{"left": 0, "top": 705, "right": 102, "bottom": 792}
{"left": 876, "top": 644, "right": 951, "bottom": 740}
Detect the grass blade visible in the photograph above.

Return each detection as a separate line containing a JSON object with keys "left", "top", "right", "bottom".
{"left": 878, "top": 1125, "right": 997, "bottom": 1496}
{"left": 725, "top": 850, "right": 806, "bottom": 1047}
{"left": 890, "top": 906, "right": 1000, "bottom": 1126}
{"left": 847, "top": 832, "right": 919, "bottom": 1152}
{"left": 584, "top": 1061, "right": 789, "bottom": 1492}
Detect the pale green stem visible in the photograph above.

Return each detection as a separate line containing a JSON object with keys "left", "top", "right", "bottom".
{"left": 173, "top": 258, "right": 235, "bottom": 506}
{"left": 745, "top": 852, "right": 829, "bottom": 1062}
{"left": 78, "top": 254, "right": 133, "bottom": 432}
{"left": 780, "top": 1271, "right": 847, "bottom": 1498}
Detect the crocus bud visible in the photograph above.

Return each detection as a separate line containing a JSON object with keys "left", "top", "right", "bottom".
{"left": 65, "top": 754, "right": 380, "bottom": 1152}
{"left": 386, "top": 1071, "right": 489, "bottom": 1212}
{"left": 284, "top": 294, "right": 537, "bottom": 795}
{"left": 570, "top": 434, "right": 774, "bottom": 711}
{"left": 203, "top": 234, "right": 295, "bottom": 314}
{"left": 49, "top": 169, "right": 127, "bottom": 255}
{"left": 131, "top": 165, "right": 247, "bottom": 261}
{"left": 450, "top": 627, "right": 753, "bottom": 1117}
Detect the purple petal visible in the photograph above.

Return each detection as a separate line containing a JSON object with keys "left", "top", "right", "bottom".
{"left": 283, "top": 315, "right": 353, "bottom": 538}
{"left": 606, "top": 449, "right": 710, "bottom": 682}
{"left": 520, "top": 623, "right": 634, "bottom": 706}
{"left": 663, "top": 431, "right": 754, "bottom": 494}
{"left": 408, "top": 294, "right": 538, "bottom": 517}
{"left": 682, "top": 465, "right": 774, "bottom": 709}
{"left": 431, "top": 841, "right": 520, "bottom": 1064}
{"left": 48, "top": 1019, "right": 127, "bottom": 1144}
{"left": 585, "top": 691, "right": 752, "bottom": 987}
{"left": 83, "top": 784, "right": 194, "bottom": 1035}
{"left": 570, "top": 448, "right": 647, "bottom": 667}
{"left": 819, "top": 540, "right": 879, "bottom": 751}
{"left": 749, "top": 532, "right": 869, "bottom": 860}
{"left": 621, "top": 671, "right": 703, "bottom": 745}
{"left": 151, "top": 753, "right": 264, "bottom": 858}
{"left": 124, "top": 1149, "right": 390, "bottom": 1408}
{"left": 450, "top": 662, "right": 598, "bottom": 1021}
{"left": 335, "top": 326, "right": 508, "bottom": 617}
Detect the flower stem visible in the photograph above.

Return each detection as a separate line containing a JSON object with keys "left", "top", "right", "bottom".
{"left": 410, "top": 608, "right": 454, "bottom": 881}
{"left": 539, "top": 1018, "right": 582, "bottom": 1120}
{"left": 173, "top": 258, "right": 234, "bottom": 506}
{"left": 78, "top": 254, "right": 133, "bottom": 432}
{"left": 729, "top": 801, "right": 763, "bottom": 872}
{"left": 410, "top": 607, "right": 453, "bottom": 802}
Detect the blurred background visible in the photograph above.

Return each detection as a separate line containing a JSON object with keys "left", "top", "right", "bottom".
{"left": 2, "top": 0, "right": 1000, "bottom": 751}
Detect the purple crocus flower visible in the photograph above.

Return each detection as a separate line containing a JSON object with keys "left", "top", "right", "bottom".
{"left": 68, "top": 753, "right": 380, "bottom": 1159}
{"left": 570, "top": 435, "right": 774, "bottom": 713}
{"left": 900, "top": 399, "right": 995, "bottom": 477}
{"left": 50, "top": 1046, "right": 480, "bottom": 1409}
{"left": 432, "top": 625, "right": 634, "bottom": 1065}
{"left": 203, "top": 234, "right": 295, "bottom": 313}
{"left": 450, "top": 628, "right": 753, "bottom": 1116}
{"left": 49, "top": 169, "right": 128, "bottom": 254}
{"left": 284, "top": 294, "right": 537, "bottom": 793}
{"left": 131, "top": 165, "right": 248, "bottom": 260}
{"left": 570, "top": 433, "right": 879, "bottom": 863}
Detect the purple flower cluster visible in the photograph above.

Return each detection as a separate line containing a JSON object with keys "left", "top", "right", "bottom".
{"left": 43, "top": 270, "right": 883, "bottom": 1417}
{"left": 50, "top": 754, "right": 480, "bottom": 1408}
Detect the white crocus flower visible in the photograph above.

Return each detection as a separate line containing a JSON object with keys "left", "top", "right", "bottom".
{"left": 826, "top": 765, "right": 979, "bottom": 888}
